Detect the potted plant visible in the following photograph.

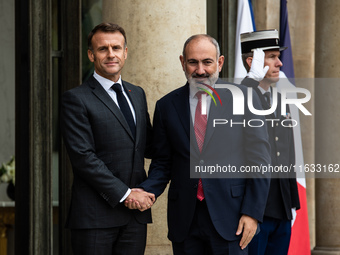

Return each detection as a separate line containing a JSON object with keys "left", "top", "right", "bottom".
{"left": 0, "top": 156, "right": 15, "bottom": 200}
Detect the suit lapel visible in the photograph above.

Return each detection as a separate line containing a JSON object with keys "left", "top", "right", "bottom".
{"left": 203, "top": 83, "right": 233, "bottom": 152}
{"left": 253, "top": 86, "right": 277, "bottom": 119}
{"left": 172, "top": 84, "right": 191, "bottom": 140}
{"left": 277, "top": 93, "right": 286, "bottom": 119}
{"left": 89, "top": 76, "right": 134, "bottom": 140}
{"left": 255, "top": 87, "right": 270, "bottom": 110}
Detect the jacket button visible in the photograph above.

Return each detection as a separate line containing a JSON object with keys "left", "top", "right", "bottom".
{"left": 200, "top": 160, "right": 204, "bottom": 165}
{"left": 277, "top": 152, "right": 280, "bottom": 157}
{"left": 275, "top": 137, "right": 279, "bottom": 141}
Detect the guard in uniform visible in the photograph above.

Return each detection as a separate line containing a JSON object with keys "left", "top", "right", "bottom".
{"left": 240, "top": 30, "right": 300, "bottom": 255}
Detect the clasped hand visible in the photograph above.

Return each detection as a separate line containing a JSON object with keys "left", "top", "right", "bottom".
{"left": 124, "top": 188, "right": 155, "bottom": 211}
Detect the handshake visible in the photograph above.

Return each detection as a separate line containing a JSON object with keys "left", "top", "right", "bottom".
{"left": 124, "top": 188, "right": 155, "bottom": 211}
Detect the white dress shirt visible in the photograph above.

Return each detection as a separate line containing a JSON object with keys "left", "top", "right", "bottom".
{"left": 93, "top": 71, "right": 136, "bottom": 123}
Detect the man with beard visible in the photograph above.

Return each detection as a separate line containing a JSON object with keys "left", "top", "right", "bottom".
{"left": 126, "top": 34, "right": 271, "bottom": 255}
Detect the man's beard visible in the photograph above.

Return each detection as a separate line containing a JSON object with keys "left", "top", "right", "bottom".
{"left": 186, "top": 68, "right": 219, "bottom": 88}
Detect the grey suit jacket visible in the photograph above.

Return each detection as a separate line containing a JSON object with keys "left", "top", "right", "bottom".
{"left": 61, "top": 75, "right": 152, "bottom": 229}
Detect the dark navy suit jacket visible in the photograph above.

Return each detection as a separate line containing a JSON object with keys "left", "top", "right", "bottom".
{"left": 242, "top": 77, "right": 300, "bottom": 220}
{"left": 140, "top": 79, "right": 271, "bottom": 242}
{"left": 61, "top": 75, "right": 153, "bottom": 229}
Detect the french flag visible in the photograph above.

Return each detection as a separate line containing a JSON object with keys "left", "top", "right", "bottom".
{"left": 277, "top": 0, "right": 311, "bottom": 254}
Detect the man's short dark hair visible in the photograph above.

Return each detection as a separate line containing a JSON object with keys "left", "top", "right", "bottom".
{"left": 242, "top": 52, "right": 254, "bottom": 72}
{"left": 88, "top": 23, "right": 127, "bottom": 50}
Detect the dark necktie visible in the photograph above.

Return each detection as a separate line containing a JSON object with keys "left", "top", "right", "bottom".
{"left": 263, "top": 91, "right": 271, "bottom": 107}
{"left": 194, "top": 91, "right": 207, "bottom": 201}
{"left": 111, "top": 83, "right": 136, "bottom": 139}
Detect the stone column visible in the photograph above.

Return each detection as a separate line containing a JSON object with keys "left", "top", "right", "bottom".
{"left": 253, "top": 0, "right": 280, "bottom": 30}
{"left": 313, "top": 1, "right": 340, "bottom": 254}
{"left": 102, "top": 1, "right": 206, "bottom": 254}
{"left": 288, "top": 0, "right": 316, "bottom": 249}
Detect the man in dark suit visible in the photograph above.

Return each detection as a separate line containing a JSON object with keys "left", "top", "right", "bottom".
{"left": 61, "top": 23, "right": 155, "bottom": 255}
{"left": 126, "top": 34, "right": 271, "bottom": 255}
{"left": 240, "top": 30, "right": 300, "bottom": 255}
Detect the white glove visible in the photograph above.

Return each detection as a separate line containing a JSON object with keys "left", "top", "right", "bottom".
{"left": 247, "top": 48, "right": 269, "bottom": 82}
{"left": 291, "top": 208, "right": 297, "bottom": 226}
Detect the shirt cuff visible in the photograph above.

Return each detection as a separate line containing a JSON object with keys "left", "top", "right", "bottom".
{"left": 120, "top": 188, "right": 131, "bottom": 203}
